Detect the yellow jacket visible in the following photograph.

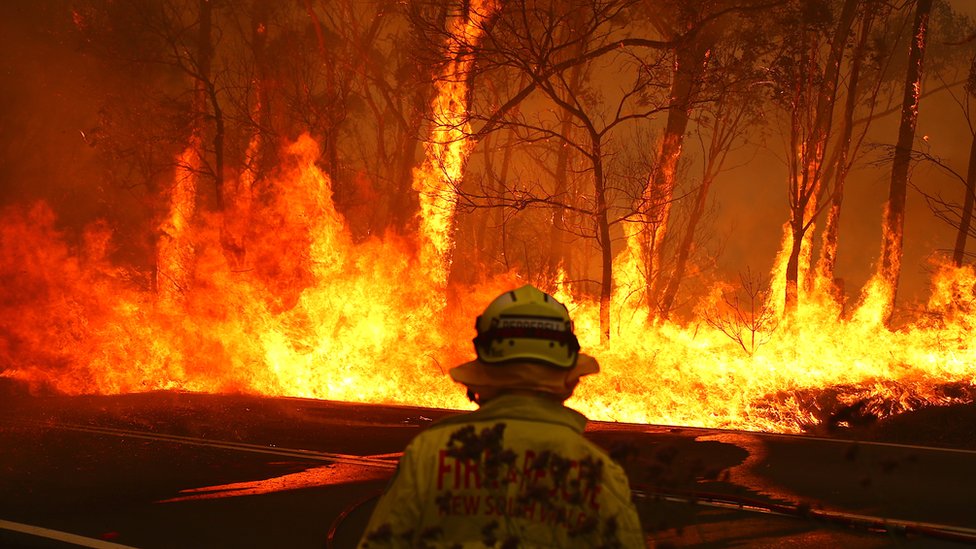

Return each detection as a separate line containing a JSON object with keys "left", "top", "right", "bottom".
{"left": 358, "top": 394, "right": 645, "bottom": 548}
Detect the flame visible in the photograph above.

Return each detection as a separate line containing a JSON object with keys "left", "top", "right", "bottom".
{"left": 2, "top": 135, "right": 975, "bottom": 433}
{"left": 2, "top": 1, "right": 974, "bottom": 433}
{"left": 413, "top": 0, "right": 501, "bottom": 285}
{"left": 157, "top": 141, "right": 201, "bottom": 308}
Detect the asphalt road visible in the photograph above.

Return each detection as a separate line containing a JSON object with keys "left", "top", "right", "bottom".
{"left": 1, "top": 390, "right": 975, "bottom": 548}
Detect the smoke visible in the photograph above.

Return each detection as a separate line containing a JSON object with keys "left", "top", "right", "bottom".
{"left": 0, "top": 2, "right": 166, "bottom": 271}
{"left": 0, "top": 3, "right": 100, "bottom": 213}
{"left": 0, "top": 0, "right": 972, "bottom": 309}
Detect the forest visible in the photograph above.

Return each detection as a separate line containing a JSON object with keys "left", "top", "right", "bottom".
{"left": 2, "top": 0, "right": 976, "bottom": 432}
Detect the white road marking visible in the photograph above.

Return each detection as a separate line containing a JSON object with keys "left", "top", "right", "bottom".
{"left": 0, "top": 519, "right": 137, "bottom": 548}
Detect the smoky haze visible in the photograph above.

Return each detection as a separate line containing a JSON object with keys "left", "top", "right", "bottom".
{"left": 5, "top": 0, "right": 976, "bottom": 436}
{"left": 0, "top": 4, "right": 101, "bottom": 218}
{"left": 0, "top": 0, "right": 974, "bottom": 308}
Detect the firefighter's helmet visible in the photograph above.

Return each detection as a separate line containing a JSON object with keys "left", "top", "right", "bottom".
{"left": 472, "top": 284, "right": 581, "bottom": 368}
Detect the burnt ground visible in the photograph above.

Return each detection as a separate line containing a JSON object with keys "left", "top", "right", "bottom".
{"left": 844, "top": 402, "right": 976, "bottom": 450}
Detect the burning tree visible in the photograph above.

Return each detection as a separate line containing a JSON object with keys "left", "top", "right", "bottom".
{"left": 413, "top": 0, "right": 676, "bottom": 342}
{"left": 875, "top": 0, "right": 933, "bottom": 323}
{"left": 626, "top": 0, "right": 776, "bottom": 320}
{"left": 649, "top": 2, "right": 774, "bottom": 320}
{"left": 814, "top": 0, "right": 884, "bottom": 297}
{"left": 5, "top": 0, "right": 976, "bottom": 434}
{"left": 762, "top": 0, "right": 862, "bottom": 313}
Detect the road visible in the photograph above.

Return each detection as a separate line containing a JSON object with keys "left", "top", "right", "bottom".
{"left": 1, "top": 389, "right": 975, "bottom": 548}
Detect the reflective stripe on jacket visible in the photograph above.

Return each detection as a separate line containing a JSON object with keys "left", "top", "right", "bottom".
{"left": 357, "top": 394, "right": 645, "bottom": 548}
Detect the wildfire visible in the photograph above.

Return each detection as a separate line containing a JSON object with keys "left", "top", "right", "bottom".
{"left": 2, "top": 3, "right": 975, "bottom": 435}
{"left": 2, "top": 125, "right": 975, "bottom": 434}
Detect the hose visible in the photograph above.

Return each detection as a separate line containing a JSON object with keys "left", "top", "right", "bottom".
{"left": 326, "top": 490, "right": 383, "bottom": 549}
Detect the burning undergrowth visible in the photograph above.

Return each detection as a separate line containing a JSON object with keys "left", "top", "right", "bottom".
{"left": 775, "top": 380, "right": 976, "bottom": 433}
{"left": 0, "top": 137, "right": 484, "bottom": 410}
{"left": 1, "top": 134, "right": 975, "bottom": 434}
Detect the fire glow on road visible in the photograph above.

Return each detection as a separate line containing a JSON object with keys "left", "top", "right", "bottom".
{"left": 4, "top": 394, "right": 976, "bottom": 547}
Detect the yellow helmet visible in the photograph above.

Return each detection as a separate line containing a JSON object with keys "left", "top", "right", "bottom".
{"left": 472, "top": 284, "right": 580, "bottom": 369}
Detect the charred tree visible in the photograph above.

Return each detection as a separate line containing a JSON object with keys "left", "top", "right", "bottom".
{"left": 658, "top": 77, "right": 756, "bottom": 319}
{"left": 202, "top": 0, "right": 224, "bottom": 211}
{"left": 952, "top": 56, "right": 976, "bottom": 266}
{"left": 780, "top": 0, "right": 858, "bottom": 312}
{"left": 954, "top": 130, "right": 976, "bottom": 266}
{"left": 636, "top": 0, "right": 784, "bottom": 318}
{"left": 156, "top": 0, "right": 216, "bottom": 305}
{"left": 246, "top": 0, "right": 277, "bottom": 184}
{"left": 657, "top": 6, "right": 769, "bottom": 320}
{"left": 220, "top": 0, "right": 275, "bottom": 268}
{"left": 492, "top": 128, "right": 518, "bottom": 273}
{"left": 640, "top": 31, "right": 713, "bottom": 317}
{"left": 546, "top": 26, "right": 587, "bottom": 283}
{"left": 593, "top": 141, "right": 614, "bottom": 344}
{"left": 657, "top": 142, "right": 713, "bottom": 320}
{"left": 817, "top": 1, "right": 879, "bottom": 293}
{"left": 878, "top": 0, "right": 932, "bottom": 317}
{"left": 304, "top": 0, "right": 342, "bottom": 185}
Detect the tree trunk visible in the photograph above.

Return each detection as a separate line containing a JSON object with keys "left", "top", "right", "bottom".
{"left": 783, "top": 0, "right": 858, "bottom": 312}
{"left": 879, "top": 0, "right": 932, "bottom": 315}
{"left": 221, "top": 0, "right": 270, "bottom": 267}
{"left": 819, "top": 2, "right": 874, "bottom": 289}
{"left": 784, "top": 76, "right": 806, "bottom": 312}
{"left": 953, "top": 134, "right": 976, "bottom": 266}
{"left": 546, "top": 13, "right": 587, "bottom": 282}
{"left": 785, "top": 219, "right": 804, "bottom": 310}
{"left": 547, "top": 62, "right": 584, "bottom": 282}
{"left": 196, "top": 0, "right": 221, "bottom": 210}
{"left": 417, "top": 0, "right": 503, "bottom": 285}
{"left": 641, "top": 40, "right": 711, "bottom": 316}
{"left": 592, "top": 137, "right": 612, "bottom": 345}
{"left": 494, "top": 127, "right": 517, "bottom": 273}
{"left": 210, "top": 83, "right": 224, "bottom": 210}
{"left": 658, "top": 174, "right": 713, "bottom": 319}
{"left": 391, "top": 91, "right": 427, "bottom": 232}
{"left": 304, "top": 0, "right": 341, "bottom": 184}
{"left": 155, "top": 0, "right": 213, "bottom": 305}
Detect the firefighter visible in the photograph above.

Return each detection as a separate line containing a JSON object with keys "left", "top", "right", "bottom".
{"left": 358, "top": 285, "right": 645, "bottom": 548}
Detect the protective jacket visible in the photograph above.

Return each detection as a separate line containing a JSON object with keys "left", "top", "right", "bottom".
{"left": 357, "top": 394, "right": 645, "bottom": 548}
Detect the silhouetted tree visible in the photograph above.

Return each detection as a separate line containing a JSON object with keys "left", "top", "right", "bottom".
{"left": 877, "top": 0, "right": 932, "bottom": 320}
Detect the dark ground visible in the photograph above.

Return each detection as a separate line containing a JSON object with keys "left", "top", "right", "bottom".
{"left": 851, "top": 402, "right": 976, "bottom": 450}
{"left": 1, "top": 378, "right": 975, "bottom": 548}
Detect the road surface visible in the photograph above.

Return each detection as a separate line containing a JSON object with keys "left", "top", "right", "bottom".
{"left": 1, "top": 390, "right": 975, "bottom": 548}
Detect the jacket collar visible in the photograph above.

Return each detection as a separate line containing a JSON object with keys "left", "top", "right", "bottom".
{"left": 461, "top": 393, "right": 589, "bottom": 434}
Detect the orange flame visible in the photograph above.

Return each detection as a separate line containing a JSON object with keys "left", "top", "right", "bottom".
{"left": 2, "top": 1, "right": 974, "bottom": 432}
{"left": 413, "top": 0, "right": 501, "bottom": 285}
{"left": 156, "top": 141, "right": 201, "bottom": 308}
{"left": 1, "top": 134, "right": 975, "bottom": 433}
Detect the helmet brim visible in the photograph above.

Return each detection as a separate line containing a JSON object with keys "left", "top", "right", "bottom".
{"left": 449, "top": 353, "right": 600, "bottom": 397}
